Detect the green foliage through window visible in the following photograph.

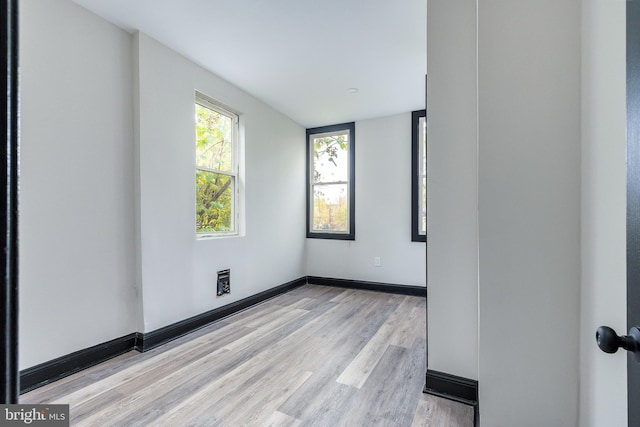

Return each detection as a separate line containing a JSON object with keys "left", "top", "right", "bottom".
{"left": 195, "top": 96, "right": 237, "bottom": 235}
{"left": 196, "top": 170, "right": 232, "bottom": 233}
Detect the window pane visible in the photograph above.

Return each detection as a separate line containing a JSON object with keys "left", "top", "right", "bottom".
{"left": 312, "top": 184, "right": 348, "bottom": 232}
{"left": 419, "top": 116, "right": 426, "bottom": 175}
{"left": 420, "top": 176, "right": 427, "bottom": 235}
{"left": 313, "top": 133, "right": 349, "bottom": 183}
{"left": 196, "top": 103, "right": 233, "bottom": 172}
{"left": 196, "top": 169, "right": 233, "bottom": 233}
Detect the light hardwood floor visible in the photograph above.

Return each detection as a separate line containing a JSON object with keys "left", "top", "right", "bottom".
{"left": 21, "top": 285, "right": 473, "bottom": 426}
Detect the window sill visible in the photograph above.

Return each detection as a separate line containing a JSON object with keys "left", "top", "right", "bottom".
{"left": 196, "top": 233, "right": 241, "bottom": 241}
{"left": 411, "top": 234, "right": 427, "bottom": 243}
{"left": 306, "top": 232, "right": 355, "bottom": 241}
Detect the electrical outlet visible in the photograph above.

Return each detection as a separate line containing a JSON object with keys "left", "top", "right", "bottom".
{"left": 217, "top": 269, "right": 230, "bottom": 296}
{"left": 374, "top": 256, "right": 381, "bottom": 267}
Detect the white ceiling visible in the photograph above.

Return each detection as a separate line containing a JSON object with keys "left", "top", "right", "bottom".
{"left": 73, "top": 0, "right": 426, "bottom": 128}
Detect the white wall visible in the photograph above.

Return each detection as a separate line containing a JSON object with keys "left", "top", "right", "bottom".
{"left": 425, "top": 0, "right": 479, "bottom": 381}
{"left": 477, "top": 1, "right": 581, "bottom": 425}
{"left": 428, "top": 0, "right": 583, "bottom": 424}
{"left": 19, "top": 0, "right": 420, "bottom": 369}
{"left": 134, "top": 33, "right": 307, "bottom": 332}
{"left": 19, "top": 2, "right": 628, "bottom": 425}
{"left": 580, "top": 0, "right": 627, "bottom": 425}
{"left": 305, "top": 113, "right": 426, "bottom": 287}
{"left": 19, "top": 0, "right": 308, "bottom": 365}
{"left": 19, "top": 0, "right": 137, "bottom": 368}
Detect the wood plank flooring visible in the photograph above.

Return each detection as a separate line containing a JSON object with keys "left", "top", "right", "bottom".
{"left": 21, "top": 285, "right": 473, "bottom": 426}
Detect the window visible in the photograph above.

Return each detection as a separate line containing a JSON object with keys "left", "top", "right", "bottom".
{"left": 412, "top": 110, "right": 426, "bottom": 242}
{"left": 306, "top": 122, "right": 355, "bottom": 240}
{"left": 195, "top": 93, "right": 239, "bottom": 237}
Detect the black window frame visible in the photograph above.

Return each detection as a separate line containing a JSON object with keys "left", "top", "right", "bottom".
{"left": 306, "top": 122, "right": 356, "bottom": 240}
{"left": 412, "top": 110, "right": 426, "bottom": 242}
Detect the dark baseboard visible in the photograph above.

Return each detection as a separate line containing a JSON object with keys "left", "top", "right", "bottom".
{"left": 424, "top": 369, "right": 478, "bottom": 404}
{"left": 20, "top": 276, "right": 307, "bottom": 394}
{"left": 20, "top": 275, "right": 422, "bottom": 394}
{"left": 424, "top": 370, "right": 479, "bottom": 425}
{"left": 20, "top": 333, "right": 138, "bottom": 394}
{"left": 136, "top": 277, "right": 307, "bottom": 352}
{"left": 306, "top": 276, "right": 426, "bottom": 297}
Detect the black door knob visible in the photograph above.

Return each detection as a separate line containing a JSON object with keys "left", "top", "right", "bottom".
{"left": 596, "top": 325, "right": 640, "bottom": 361}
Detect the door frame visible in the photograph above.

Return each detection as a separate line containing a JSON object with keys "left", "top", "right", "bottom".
{"left": 627, "top": 0, "right": 640, "bottom": 424}
{"left": 1, "top": 0, "right": 20, "bottom": 404}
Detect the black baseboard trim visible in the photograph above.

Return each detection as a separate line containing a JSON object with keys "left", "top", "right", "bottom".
{"left": 424, "top": 370, "right": 479, "bottom": 425}
{"left": 20, "top": 276, "right": 307, "bottom": 394}
{"left": 424, "top": 369, "right": 478, "bottom": 404}
{"left": 20, "top": 275, "right": 424, "bottom": 395}
{"left": 136, "top": 277, "right": 307, "bottom": 352}
{"left": 20, "top": 333, "right": 138, "bottom": 394}
{"left": 306, "top": 276, "right": 426, "bottom": 297}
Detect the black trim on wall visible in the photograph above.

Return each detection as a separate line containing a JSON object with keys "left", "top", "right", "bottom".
{"left": 19, "top": 277, "right": 307, "bottom": 393}
{"left": 411, "top": 109, "right": 427, "bottom": 243}
{"left": 136, "top": 277, "right": 307, "bottom": 351}
{"left": 424, "top": 369, "right": 478, "bottom": 406}
{"left": 20, "top": 333, "right": 138, "bottom": 394}
{"left": 1, "top": 0, "right": 20, "bottom": 404}
{"left": 628, "top": 2, "right": 640, "bottom": 425}
{"left": 306, "top": 122, "right": 356, "bottom": 241}
{"left": 19, "top": 275, "right": 426, "bottom": 394}
{"left": 307, "top": 276, "right": 426, "bottom": 297}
